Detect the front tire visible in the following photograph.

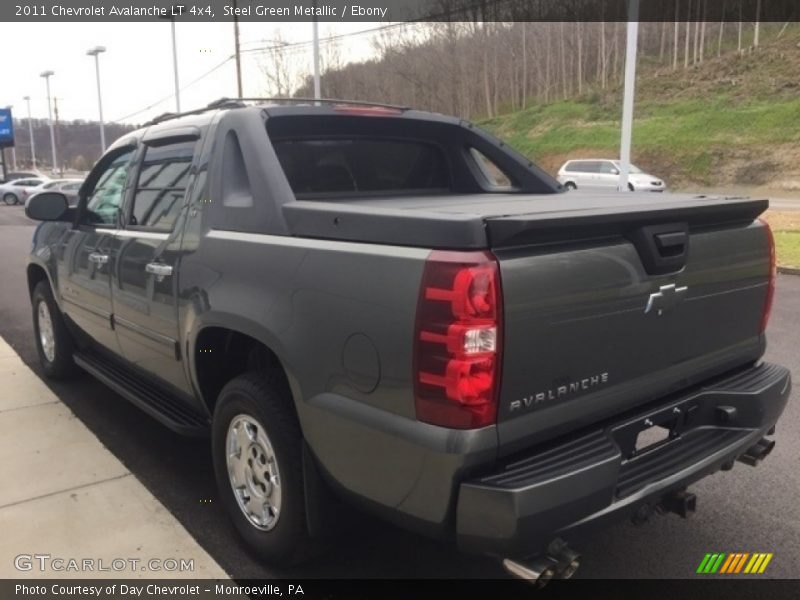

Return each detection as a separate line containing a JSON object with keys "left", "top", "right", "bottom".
{"left": 564, "top": 182, "right": 577, "bottom": 191}
{"left": 31, "top": 281, "right": 78, "bottom": 379}
{"left": 212, "top": 371, "right": 315, "bottom": 565}
{"left": 3, "top": 193, "right": 19, "bottom": 206}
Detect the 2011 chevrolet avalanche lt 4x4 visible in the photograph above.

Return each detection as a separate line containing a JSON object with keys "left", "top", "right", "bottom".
{"left": 24, "top": 99, "right": 790, "bottom": 579}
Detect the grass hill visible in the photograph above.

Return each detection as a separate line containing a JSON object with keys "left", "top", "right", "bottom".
{"left": 481, "top": 28, "right": 800, "bottom": 191}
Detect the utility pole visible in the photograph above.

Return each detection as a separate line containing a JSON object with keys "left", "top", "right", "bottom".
{"left": 233, "top": 0, "right": 242, "bottom": 96}
{"left": 618, "top": 0, "right": 639, "bottom": 192}
{"left": 312, "top": 0, "right": 321, "bottom": 103}
{"left": 23, "top": 96, "right": 35, "bottom": 169}
{"left": 40, "top": 70, "right": 57, "bottom": 176}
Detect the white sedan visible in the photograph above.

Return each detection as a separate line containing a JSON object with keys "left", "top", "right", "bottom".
{"left": 0, "top": 177, "right": 50, "bottom": 206}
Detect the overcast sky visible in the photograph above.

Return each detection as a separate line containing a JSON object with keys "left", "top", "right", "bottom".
{"left": 1, "top": 21, "right": 380, "bottom": 125}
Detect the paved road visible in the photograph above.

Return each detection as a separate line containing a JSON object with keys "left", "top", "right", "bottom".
{"left": 0, "top": 204, "right": 797, "bottom": 579}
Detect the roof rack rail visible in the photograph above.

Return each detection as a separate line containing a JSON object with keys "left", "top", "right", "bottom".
{"left": 143, "top": 96, "right": 410, "bottom": 127}
{"left": 235, "top": 97, "right": 411, "bottom": 111}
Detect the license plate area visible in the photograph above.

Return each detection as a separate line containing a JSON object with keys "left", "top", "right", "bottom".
{"left": 635, "top": 424, "right": 672, "bottom": 452}
{"left": 613, "top": 409, "right": 684, "bottom": 460}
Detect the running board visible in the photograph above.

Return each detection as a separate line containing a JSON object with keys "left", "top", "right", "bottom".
{"left": 74, "top": 352, "right": 209, "bottom": 436}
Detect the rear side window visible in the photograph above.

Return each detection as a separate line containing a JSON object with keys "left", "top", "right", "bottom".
{"left": 470, "top": 148, "right": 513, "bottom": 188}
{"left": 273, "top": 139, "right": 449, "bottom": 197}
{"left": 130, "top": 140, "right": 195, "bottom": 231}
{"left": 566, "top": 161, "right": 601, "bottom": 173}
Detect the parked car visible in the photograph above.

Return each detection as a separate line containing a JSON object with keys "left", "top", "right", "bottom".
{"left": 557, "top": 159, "right": 666, "bottom": 191}
{"left": 1, "top": 170, "right": 44, "bottom": 183}
{"left": 38, "top": 179, "right": 84, "bottom": 206}
{"left": 24, "top": 100, "right": 788, "bottom": 580}
{"left": 0, "top": 177, "right": 49, "bottom": 205}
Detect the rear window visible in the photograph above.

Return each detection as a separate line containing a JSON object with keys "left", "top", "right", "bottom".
{"left": 273, "top": 139, "right": 449, "bottom": 197}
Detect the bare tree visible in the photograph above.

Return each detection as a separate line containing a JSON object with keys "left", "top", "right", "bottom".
{"left": 673, "top": 0, "right": 681, "bottom": 70}
{"left": 754, "top": 0, "right": 762, "bottom": 48}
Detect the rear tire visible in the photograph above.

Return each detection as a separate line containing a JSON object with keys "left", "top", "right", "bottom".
{"left": 3, "top": 193, "right": 19, "bottom": 206}
{"left": 212, "top": 371, "right": 317, "bottom": 565}
{"left": 564, "top": 182, "right": 577, "bottom": 191}
{"left": 32, "top": 281, "right": 78, "bottom": 379}
{"left": 628, "top": 183, "right": 635, "bottom": 192}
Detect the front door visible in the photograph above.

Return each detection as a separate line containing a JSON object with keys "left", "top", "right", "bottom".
{"left": 58, "top": 148, "right": 136, "bottom": 353}
{"left": 111, "top": 138, "right": 197, "bottom": 393}
{"left": 597, "top": 160, "right": 620, "bottom": 188}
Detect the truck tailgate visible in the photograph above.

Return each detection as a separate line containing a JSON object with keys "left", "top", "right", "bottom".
{"left": 491, "top": 197, "right": 771, "bottom": 455}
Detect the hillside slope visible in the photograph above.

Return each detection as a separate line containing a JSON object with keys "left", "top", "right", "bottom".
{"left": 482, "top": 29, "right": 800, "bottom": 190}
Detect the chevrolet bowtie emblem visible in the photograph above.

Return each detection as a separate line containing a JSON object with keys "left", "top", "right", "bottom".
{"left": 645, "top": 284, "right": 688, "bottom": 315}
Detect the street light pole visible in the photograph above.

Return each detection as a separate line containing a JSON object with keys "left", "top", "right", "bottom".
{"left": 618, "top": 0, "right": 639, "bottom": 192}
{"left": 40, "top": 70, "right": 57, "bottom": 175}
{"left": 170, "top": 18, "right": 181, "bottom": 112}
{"left": 23, "top": 95, "right": 35, "bottom": 169}
{"left": 86, "top": 46, "right": 107, "bottom": 152}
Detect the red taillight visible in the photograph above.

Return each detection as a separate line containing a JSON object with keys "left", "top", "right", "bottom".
{"left": 759, "top": 218, "right": 776, "bottom": 334}
{"left": 414, "top": 251, "right": 502, "bottom": 429}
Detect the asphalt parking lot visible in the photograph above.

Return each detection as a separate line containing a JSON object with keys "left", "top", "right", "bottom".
{"left": 0, "top": 204, "right": 797, "bottom": 579}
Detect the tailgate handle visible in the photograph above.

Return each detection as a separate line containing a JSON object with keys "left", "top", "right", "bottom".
{"left": 628, "top": 223, "right": 689, "bottom": 275}
{"left": 655, "top": 231, "right": 687, "bottom": 257}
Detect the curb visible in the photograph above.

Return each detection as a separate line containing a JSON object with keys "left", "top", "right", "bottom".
{"left": 778, "top": 266, "right": 800, "bottom": 276}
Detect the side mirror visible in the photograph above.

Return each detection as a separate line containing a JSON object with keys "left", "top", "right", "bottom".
{"left": 25, "top": 192, "right": 69, "bottom": 221}
{"left": 610, "top": 168, "right": 620, "bottom": 175}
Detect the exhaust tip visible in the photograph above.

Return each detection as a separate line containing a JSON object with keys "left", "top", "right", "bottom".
{"left": 558, "top": 558, "right": 581, "bottom": 579}
{"left": 502, "top": 557, "right": 557, "bottom": 587}
{"left": 737, "top": 437, "right": 776, "bottom": 466}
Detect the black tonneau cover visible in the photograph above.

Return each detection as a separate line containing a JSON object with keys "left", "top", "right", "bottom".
{"left": 282, "top": 192, "right": 768, "bottom": 249}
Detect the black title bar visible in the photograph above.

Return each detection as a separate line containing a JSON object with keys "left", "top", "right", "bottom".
{"left": 4, "top": 0, "right": 800, "bottom": 23}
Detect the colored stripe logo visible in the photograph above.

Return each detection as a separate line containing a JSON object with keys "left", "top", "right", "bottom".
{"left": 697, "top": 552, "right": 773, "bottom": 574}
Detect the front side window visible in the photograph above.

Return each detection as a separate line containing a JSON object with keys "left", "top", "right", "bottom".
{"left": 129, "top": 140, "right": 195, "bottom": 231}
{"left": 599, "top": 161, "right": 618, "bottom": 174}
{"left": 86, "top": 149, "right": 136, "bottom": 225}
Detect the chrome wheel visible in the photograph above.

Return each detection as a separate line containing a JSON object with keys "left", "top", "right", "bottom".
{"left": 37, "top": 300, "right": 56, "bottom": 363}
{"left": 226, "top": 414, "right": 282, "bottom": 531}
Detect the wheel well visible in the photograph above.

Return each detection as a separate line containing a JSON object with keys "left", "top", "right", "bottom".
{"left": 27, "top": 264, "right": 49, "bottom": 298}
{"left": 194, "top": 327, "right": 291, "bottom": 415}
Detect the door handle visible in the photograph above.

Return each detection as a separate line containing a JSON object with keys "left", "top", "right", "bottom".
{"left": 145, "top": 262, "right": 173, "bottom": 277}
{"left": 88, "top": 252, "right": 109, "bottom": 265}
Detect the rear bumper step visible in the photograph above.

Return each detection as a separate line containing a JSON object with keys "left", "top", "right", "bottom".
{"left": 456, "top": 362, "right": 791, "bottom": 557}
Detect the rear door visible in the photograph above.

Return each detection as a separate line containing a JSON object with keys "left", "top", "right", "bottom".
{"left": 579, "top": 161, "right": 603, "bottom": 188}
{"left": 110, "top": 137, "right": 197, "bottom": 393}
{"left": 58, "top": 148, "right": 137, "bottom": 353}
